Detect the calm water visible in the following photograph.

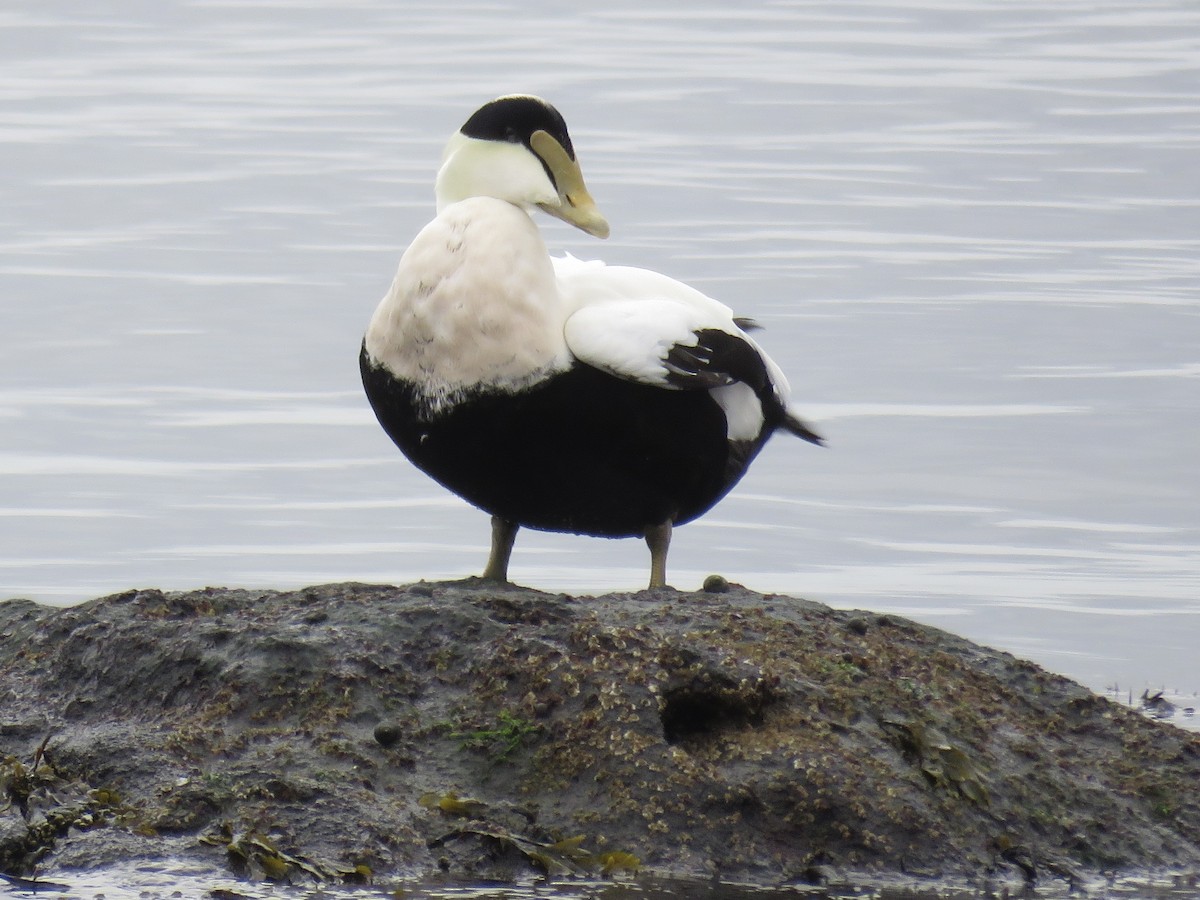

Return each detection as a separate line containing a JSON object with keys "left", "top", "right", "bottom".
{"left": 2, "top": 0, "right": 1199, "bottom": 730}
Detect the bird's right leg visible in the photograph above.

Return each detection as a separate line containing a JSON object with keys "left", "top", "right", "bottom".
{"left": 644, "top": 519, "right": 673, "bottom": 590}
{"left": 481, "top": 516, "right": 519, "bottom": 582}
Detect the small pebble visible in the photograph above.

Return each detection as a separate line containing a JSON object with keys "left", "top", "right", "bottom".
{"left": 846, "top": 617, "right": 868, "bottom": 635}
{"left": 702, "top": 574, "right": 730, "bottom": 594}
{"left": 373, "top": 723, "right": 403, "bottom": 748}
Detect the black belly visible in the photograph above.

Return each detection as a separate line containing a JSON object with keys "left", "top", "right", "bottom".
{"left": 360, "top": 346, "right": 765, "bottom": 537}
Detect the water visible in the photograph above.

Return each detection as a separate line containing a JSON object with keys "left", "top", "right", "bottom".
{"left": 8, "top": 866, "right": 1200, "bottom": 900}
{"left": 2, "top": 0, "right": 1199, "bottom": 728}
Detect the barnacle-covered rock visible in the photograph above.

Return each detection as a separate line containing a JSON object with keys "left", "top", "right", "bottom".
{"left": 0, "top": 581, "right": 1198, "bottom": 887}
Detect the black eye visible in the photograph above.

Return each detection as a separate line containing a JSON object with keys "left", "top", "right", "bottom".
{"left": 504, "top": 126, "right": 520, "bottom": 143}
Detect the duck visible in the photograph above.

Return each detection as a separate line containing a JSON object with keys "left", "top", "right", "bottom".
{"left": 360, "top": 94, "right": 822, "bottom": 589}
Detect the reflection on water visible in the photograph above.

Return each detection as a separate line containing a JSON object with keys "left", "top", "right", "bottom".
{"left": 15, "top": 866, "right": 1200, "bottom": 900}
{"left": 1, "top": 1, "right": 1199, "bottom": 718}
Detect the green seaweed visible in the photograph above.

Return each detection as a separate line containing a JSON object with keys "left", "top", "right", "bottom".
{"left": 450, "top": 710, "right": 540, "bottom": 762}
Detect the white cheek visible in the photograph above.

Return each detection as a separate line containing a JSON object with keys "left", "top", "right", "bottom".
{"left": 711, "top": 383, "right": 763, "bottom": 442}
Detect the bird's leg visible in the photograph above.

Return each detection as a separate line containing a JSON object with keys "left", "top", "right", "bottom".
{"left": 481, "top": 516, "right": 519, "bottom": 582}
{"left": 644, "top": 519, "right": 673, "bottom": 589}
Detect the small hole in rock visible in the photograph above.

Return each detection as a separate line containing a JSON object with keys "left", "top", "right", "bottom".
{"left": 660, "top": 687, "right": 764, "bottom": 745}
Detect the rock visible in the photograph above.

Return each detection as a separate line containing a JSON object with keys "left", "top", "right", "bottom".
{"left": 845, "top": 616, "right": 869, "bottom": 635}
{"left": 1, "top": 581, "right": 1198, "bottom": 887}
{"left": 373, "top": 722, "right": 405, "bottom": 748}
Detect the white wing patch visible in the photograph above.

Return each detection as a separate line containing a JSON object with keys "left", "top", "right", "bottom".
{"left": 557, "top": 254, "right": 745, "bottom": 389}
{"left": 564, "top": 299, "right": 707, "bottom": 387}
{"left": 556, "top": 255, "right": 780, "bottom": 442}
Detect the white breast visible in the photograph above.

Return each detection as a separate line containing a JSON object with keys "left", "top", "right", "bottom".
{"left": 363, "top": 197, "right": 572, "bottom": 408}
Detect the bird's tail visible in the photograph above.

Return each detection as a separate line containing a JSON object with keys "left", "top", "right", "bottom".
{"left": 782, "top": 409, "right": 824, "bottom": 446}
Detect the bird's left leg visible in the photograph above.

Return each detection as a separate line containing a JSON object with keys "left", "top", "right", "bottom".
{"left": 644, "top": 519, "right": 673, "bottom": 589}
{"left": 481, "top": 516, "right": 519, "bottom": 582}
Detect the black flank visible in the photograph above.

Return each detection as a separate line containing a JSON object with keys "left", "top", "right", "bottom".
{"left": 360, "top": 342, "right": 776, "bottom": 538}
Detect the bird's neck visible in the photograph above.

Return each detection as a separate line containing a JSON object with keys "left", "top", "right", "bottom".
{"left": 434, "top": 132, "right": 558, "bottom": 214}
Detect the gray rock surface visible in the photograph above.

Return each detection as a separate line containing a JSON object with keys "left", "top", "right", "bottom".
{"left": 1, "top": 581, "right": 1198, "bottom": 887}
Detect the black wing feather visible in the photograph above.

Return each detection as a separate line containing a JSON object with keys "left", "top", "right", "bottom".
{"left": 662, "top": 329, "right": 771, "bottom": 393}
{"left": 663, "top": 328, "right": 824, "bottom": 446}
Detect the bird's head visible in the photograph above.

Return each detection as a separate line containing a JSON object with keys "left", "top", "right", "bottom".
{"left": 434, "top": 94, "right": 610, "bottom": 239}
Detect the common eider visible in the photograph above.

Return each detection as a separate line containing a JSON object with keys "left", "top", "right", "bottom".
{"left": 360, "top": 95, "right": 822, "bottom": 589}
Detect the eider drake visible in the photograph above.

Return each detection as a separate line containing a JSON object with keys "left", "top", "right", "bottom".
{"left": 360, "top": 94, "right": 822, "bottom": 589}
